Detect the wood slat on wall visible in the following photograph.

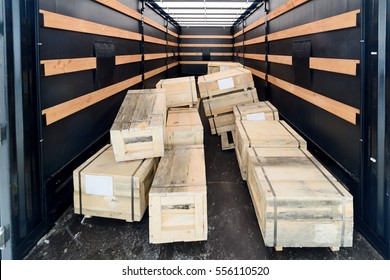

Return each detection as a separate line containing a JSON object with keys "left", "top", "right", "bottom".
{"left": 179, "top": 43, "right": 233, "bottom": 48}
{"left": 309, "top": 57, "right": 360, "bottom": 76}
{"left": 244, "top": 66, "right": 266, "bottom": 80}
{"left": 179, "top": 35, "right": 233, "bottom": 39}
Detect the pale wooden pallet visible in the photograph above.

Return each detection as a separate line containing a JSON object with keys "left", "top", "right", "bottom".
{"left": 198, "top": 68, "right": 254, "bottom": 98}
{"left": 207, "top": 61, "right": 243, "bottom": 74}
{"left": 156, "top": 76, "right": 197, "bottom": 108}
{"left": 73, "top": 145, "right": 159, "bottom": 222}
{"left": 149, "top": 145, "right": 207, "bottom": 244}
{"left": 110, "top": 89, "right": 166, "bottom": 162}
{"left": 246, "top": 147, "right": 353, "bottom": 250}
{"left": 233, "top": 101, "right": 280, "bottom": 121}
{"left": 203, "top": 88, "right": 259, "bottom": 117}
{"left": 235, "top": 120, "right": 307, "bottom": 180}
{"left": 166, "top": 108, "right": 203, "bottom": 146}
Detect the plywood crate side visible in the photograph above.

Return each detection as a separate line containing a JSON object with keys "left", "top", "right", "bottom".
{"left": 198, "top": 68, "right": 254, "bottom": 98}
{"left": 203, "top": 88, "right": 258, "bottom": 117}
{"left": 233, "top": 101, "right": 279, "bottom": 121}
{"left": 208, "top": 112, "right": 235, "bottom": 135}
{"left": 156, "top": 76, "right": 197, "bottom": 108}
{"left": 73, "top": 145, "right": 159, "bottom": 222}
{"left": 207, "top": 62, "right": 243, "bottom": 74}
{"left": 235, "top": 120, "right": 307, "bottom": 180}
{"left": 246, "top": 147, "right": 353, "bottom": 248}
{"left": 166, "top": 108, "right": 204, "bottom": 145}
{"left": 110, "top": 89, "right": 166, "bottom": 162}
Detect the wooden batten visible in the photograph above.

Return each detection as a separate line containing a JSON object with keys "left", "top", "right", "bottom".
{"left": 244, "top": 66, "right": 266, "bottom": 80}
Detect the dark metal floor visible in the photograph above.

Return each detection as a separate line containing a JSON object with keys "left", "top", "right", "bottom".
{"left": 25, "top": 102, "right": 383, "bottom": 260}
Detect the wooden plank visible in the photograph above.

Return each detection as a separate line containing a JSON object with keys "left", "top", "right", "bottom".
{"left": 234, "top": 41, "right": 244, "bottom": 47}
{"left": 149, "top": 145, "right": 207, "bottom": 244}
{"left": 41, "top": 57, "right": 96, "bottom": 76}
{"left": 242, "top": 18, "right": 266, "bottom": 36}
{"left": 179, "top": 61, "right": 213, "bottom": 65}
{"left": 243, "top": 53, "right": 266, "bottom": 61}
{"left": 73, "top": 144, "right": 159, "bottom": 222}
{"left": 167, "top": 41, "right": 179, "bottom": 47}
{"left": 309, "top": 57, "right": 360, "bottom": 76}
{"left": 156, "top": 76, "right": 197, "bottom": 108}
{"left": 179, "top": 35, "right": 233, "bottom": 39}
{"left": 198, "top": 68, "right": 254, "bottom": 98}
{"left": 42, "top": 75, "right": 142, "bottom": 125}
{"left": 268, "top": 9, "right": 360, "bottom": 41}
{"left": 211, "top": 52, "right": 234, "bottom": 56}
{"left": 144, "top": 35, "right": 167, "bottom": 46}
{"left": 244, "top": 66, "right": 266, "bottom": 80}
{"left": 221, "top": 131, "right": 235, "bottom": 150}
{"left": 95, "top": 0, "right": 142, "bottom": 21}
{"left": 110, "top": 89, "right": 166, "bottom": 162}
{"left": 268, "top": 75, "right": 360, "bottom": 124}
{"left": 268, "top": 55, "right": 293, "bottom": 65}
{"left": 144, "top": 65, "right": 167, "bottom": 80}
{"left": 144, "top": 53, "right": 167, "bottom": 61}
{"left": 243, "top": 36, "right": 266, "bottom": 46}
{"left": 207, "top": 62, "right": 243, "bottom": 74}
{"left": 246, "top": 147, "right": 353, "bottom": 248}
{"left": 166, "top": 108, "right": 203, "bottom": 146}
{"left": 180, "top": 52, "right": 202, "bottom": 56}
{"left": 40, "top": 9, "right": 142, "bottom": 41}
{"left": 179, "top": 43, "right": 233, "bottom": 48}
{"left": 115, "top": 54, "right": 142, "bottom": 65}
{"left": 144, "top": 17, "right": 179, "bottom": 38}
{"left": 167, "top": 61, "right": 179, "bottom": 70}
{"left": 167, "top": 29, "right": 179, "bottom": 38}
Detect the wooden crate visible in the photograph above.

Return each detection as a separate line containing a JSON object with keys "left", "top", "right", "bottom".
{"left": 166, "top": 108, "right": 203, "bottom": 145}
{"left": 235, "top": 120, "right": 307, "bottom": 180}
{"left": 110, "top": 89, "right": 166, "bottom": 162}
{"left": 73, "top": 145, "right": 159, "bottom": 222}
{"left": 247, "top": 147, "right": 353, "bottom": 250}
{"left": 198, "top": 68, "right": 254, "bottom": 98}
{"left": 207, "top": 62, "right": 243, "bottom": 74}
{"left": 149, "top": 145, "right": 207, "bottom": 244}
{"left": 203, "top": 88, "right": 258, "bottom": 117}
{"left": 233, "top": 101, "right": 279, "bottom": 121}
{"left": 208, "top": 112, "right": 235, "bottom": 135}
{"left": 156, "top": 76, "right": 197, "bottom": 108}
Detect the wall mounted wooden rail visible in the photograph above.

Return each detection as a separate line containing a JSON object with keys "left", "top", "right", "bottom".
{"left": 41, "top": 54, "right": 143, "bottom": 76}
{"left": 179, "top": 35, "right": 233, "bottom": 39}
{"left": 179, "top": 43, "right": 233, "bottom": 48}
{"left": 95, "top": 0, "right": 178, "bottom": 38}
{"left": 267, "top": 9, "right": 360, "bottom": 41}
{"left": 144, "top": 53, "right": 167, "bottom": 61}
{"left": 233, "top": 0, "right": 310, "bottom": 38}
{"left": 42, "top": 75, "right": 143, "bottom": 125}
{"left": 268, "top": 55, "right": 293, "bottom": 65}
{"left": 236, "top": 53, "right": 266, "bottom": 61}
{"left": 179, "top": 52, "right": 233, "bottom": 56}
{"left": 244, "top": 66, "right": 266, "bottom": 80}
{"left": 144, "top": 62, "right": 178, "bottom": 80}
{"left": 179, "top": 61, "right": 233, "bottom": 65}
{"left": 234, "top": 36, "right": 266, "bottom": 47}
{"left": 40, "top": 10, "right": 142, "bottom": 41}
{"left": 268, "top": 75, "right": 360, "bottom": 124}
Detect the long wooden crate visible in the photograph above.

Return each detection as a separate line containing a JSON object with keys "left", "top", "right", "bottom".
{"left": 149, "top": 145, "right": 207, "bottom": 244}
{"left": 207, "top": 62, "right": 243, "bottom": 74}
{"left": 156, "top": 76, "right": 197, "bottom": 108}
{"left": 208, "top": 112, "right": 235, "bottom": 135}
{"left": 247, "top": 147, "right": 353, "bottom": 250}
{"left": 166, "top": 108, "right": 203, "bottom": 145}
{"left": 198, "top": 68, "right": 254, "bottom": 98}
{"left": 110, "top": 89, "right": 166, "bottom": 162}
{"left": 73, "top": 145, "right": 159, "bottom": 222}
{"left": 233, "top": 101, "right": 279, "bottom": 121}
{"left": 235, "top": 120, "right": 307, "bottom": 180}
{"left": 203, "top": 88, "right": 258, "bottom": 117}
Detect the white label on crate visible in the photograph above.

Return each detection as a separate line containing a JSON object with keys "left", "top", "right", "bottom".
{"left": 220, "top": 66, "right": 230, "bottom": 71}
{"left": 85, "top": 175, "right": 114, "bottom": 196}
{"left": 246, "top": 112, "right": 265, "bottom": 121}
{"left": 217, "top": 77, "right": 234, "bottom": 90}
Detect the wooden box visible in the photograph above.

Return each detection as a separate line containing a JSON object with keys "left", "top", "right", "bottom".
{"left": 247, "top": 147, "right": 353, "bottom": 250}
{"left": 110, "top": 89, "right": 166, "bottom": 162}
{"left": 207, "top": 62, "right": 243, "bottom": 74}
{"left": 166, "top": 108, "right": 203, "bottom": 145}
{"left": 208, "top": 112, "right": 235, "bottom": 135}
{"left": 156, "top": 76, "right": 197, "bottom": 108}
{"left": 235, "top": 120, "right": 307, "bottom": 180}
{"left": 149, "top": 145, "right": 207, "bottom": 244}
{"left": 203, "top": 88, "right": 259, "bottom": 117}
{"left": 233, "top": 101, "right": 279, "bottom": 121}
{"left": 73, "top": 145, "right": 159, "bottom": 222}
{"left": 198, "top": 68, "right": 254, "bottom": 98}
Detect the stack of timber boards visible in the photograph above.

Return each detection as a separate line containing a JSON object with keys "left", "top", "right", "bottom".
{"left": 110, "top": 89, "right": 166, "bottom": 162}
{"left": 235, "top": 120, "right": 306, "bottom": 180}
{"left": 233, "top": 101, "right": 279, "bottom": 122}
{"left": 156, "top": 76, "right": 197, "bottom": 108}
{"left": 149, "top": 145, "right": 207, "bottom": 244}
{"left": 166, "top": 108, "right": 203, "bottom": 146}
{"left": 207, "top": 62, "right": 243, "bottom": 74}
{"left": 246, "top": 147, "right": 353, "bottom": 250}
{"left": 73, "top": 145, "right": 159, "bottom": 222}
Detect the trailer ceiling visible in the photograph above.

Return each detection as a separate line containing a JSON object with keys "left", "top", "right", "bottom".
{"left": 152, "top": 0, "right": 258, "bottom": 27}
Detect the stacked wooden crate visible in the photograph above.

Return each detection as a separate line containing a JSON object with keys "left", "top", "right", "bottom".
{"left": 156, "top": 76, "right": 198, "bottom": 109}
{"left": 73, "top": 89, "right": 166, "bottom": 222}
{"left": 198, "top": 68, "right": 258, "bottom": 149}
{"left": 207, "top": 62, "right": 243, "bottom": 74}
